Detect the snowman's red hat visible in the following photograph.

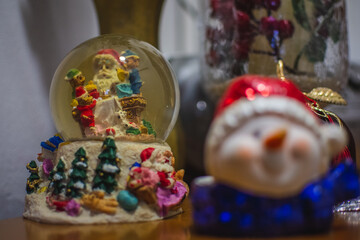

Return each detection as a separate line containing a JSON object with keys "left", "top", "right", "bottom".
{"left": 208, "top": 75, "right": 322, "bottom": 152}
{"left": 215, "top": 75, "right": 308, "bottom": 117}
{"left": 209, "top": 96, "right": 322, "bottom": 148}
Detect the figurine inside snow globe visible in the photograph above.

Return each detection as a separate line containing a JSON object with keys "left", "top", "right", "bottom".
{"left": 50, "top": 34, "right": 179, "bottom": 141}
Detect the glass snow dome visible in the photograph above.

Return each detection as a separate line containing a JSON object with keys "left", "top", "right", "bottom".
{"left": 50, "top": 34, "right": 179, "bottom": 142}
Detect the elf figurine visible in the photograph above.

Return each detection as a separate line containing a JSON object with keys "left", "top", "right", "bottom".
{"left": 64, "top": 68, "right": 85, "bottom": 107}
{"left": 121, "top": 50, "right": 142, "bottom": 95}
{"left": 191, "top": 75, "right": 360, "bottom": 237}
{"left": 72, "top": 86, "right": 97, "bottom": 135}
{"left": 26, "top": 160, "right": 41, "bottom": 194}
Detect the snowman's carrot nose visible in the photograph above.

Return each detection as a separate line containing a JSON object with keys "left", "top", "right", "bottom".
{"left": 263, "top": 129, "right": 287, "bottom": 150}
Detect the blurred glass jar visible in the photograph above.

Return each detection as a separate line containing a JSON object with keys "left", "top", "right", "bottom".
{"left": 203, "top": 0, "right": 349, "bottom": 99}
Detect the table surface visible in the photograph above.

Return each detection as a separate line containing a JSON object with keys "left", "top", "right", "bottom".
{"left": 1, "top": 199, "right": 360, "bottom": 240}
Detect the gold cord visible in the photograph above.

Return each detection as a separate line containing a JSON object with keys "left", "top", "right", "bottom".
{"left": 27, "top": 179, "right": 41, "bottom": 188}
{"left": 307, "top": 102, "right": 343, "bottom": 127}
{"left": 277, "top": 60, "right": 286, "bottom": 81}
{"left": 26, "top": 163, "right": 38, "bottom": 172}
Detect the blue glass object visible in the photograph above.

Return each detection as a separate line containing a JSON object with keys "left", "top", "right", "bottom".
{"left": 219, "top": 211, "right": 232, "bottom": 223}
{"left": 191, "top": 160, "right": 360, "bottom": 237}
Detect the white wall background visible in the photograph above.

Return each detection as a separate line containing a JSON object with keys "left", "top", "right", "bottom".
{"left": 346, "top": 0, "right": 360, "bottom": 64}
{"left": 0, "top": 0, "right": 359, "bottom": 220}
{"left": 0, "top": 0, "right": 99, "bottom": 220}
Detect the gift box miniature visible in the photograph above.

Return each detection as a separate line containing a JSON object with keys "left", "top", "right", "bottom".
{"left": 23, "top": 35, "right": 187, "bottom": 224}
{"left": 191, "top": 75, "right": 359, "bottom": 237}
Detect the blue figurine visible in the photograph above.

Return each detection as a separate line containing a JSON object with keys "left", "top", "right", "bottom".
{"left": 191, "top": 76, "right": 360, "bottom": 237}
{"left": 121, "top": 50, "right": 142, "bottom": 95}
{"left": 40, "top": 134, "right": 64, "bottom": 152}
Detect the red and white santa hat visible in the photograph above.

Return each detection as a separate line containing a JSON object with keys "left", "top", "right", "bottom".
{"left": 140, "top": 148, "right": 155, "bottom": 162}
{"left": 105, "top": 128, "right": 116, "bottom": 136}
{"left": 215, "top": 75, "right": 309, "bottom": 116}
{"left": 207, "top": 75, "right": 322, "bottom": 149}
{"left": 95, "top": 49, "right": 121, "bottom": 65}
{"left": 140, "top": 147, "right": 161, "bottom": 168}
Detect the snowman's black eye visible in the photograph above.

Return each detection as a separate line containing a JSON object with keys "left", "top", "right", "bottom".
{"left": 253, "top": 130, "right": 260, "bottom": 138}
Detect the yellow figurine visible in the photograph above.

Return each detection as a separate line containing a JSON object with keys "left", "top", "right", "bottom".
{"left": 85, "top": 80, "right": 100, "bottom": 99}
{"left": 80, "top": 191, "right": 118, "bottom": 215}
{"left": 117, "top": 68, "right": 129, "bottom": 82}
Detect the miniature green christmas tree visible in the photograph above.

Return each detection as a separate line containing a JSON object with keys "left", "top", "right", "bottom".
{"left": 66, "top": 147, "right": 88, "bottom": 198}
{"left": 142, "top": 119, "right": 156, "bottom": 137}
{"left": 126, "top": 127, "right": 141, "bottom": 135}
{"left": 92, "top": 137, "right": 120, "bottom": 194}
{"left": 26, "top": 160, "right": 41, "bottom": 194}
{"left": 48, "top": 158, "right": 66, "bottom": 195}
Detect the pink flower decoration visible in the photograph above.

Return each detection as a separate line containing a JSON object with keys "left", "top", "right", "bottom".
{"left": 141, "top": 167, "right": 160, "bottom": 188}
{"left": 42, "top": 159, "right": 54, "bottom": 177}
{"left": 156, "top": 181, "right": 187, "bottom": 216}
{"left": 65, "top": 199, "right": 81, "bottom": 217}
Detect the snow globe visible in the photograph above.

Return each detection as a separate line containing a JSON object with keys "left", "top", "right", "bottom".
{"left": 23, "top": 34, "right": 188, "bottom": 224}
{"left": 50, "top": 34, "right": 179, "bottom": 141}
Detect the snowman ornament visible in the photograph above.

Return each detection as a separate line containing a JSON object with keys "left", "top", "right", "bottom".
{"left": 191, "top": 75, "right": 359, "bottom": 237}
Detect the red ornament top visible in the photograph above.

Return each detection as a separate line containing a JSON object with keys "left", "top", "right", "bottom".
{"left": 215, "top": 75, "right": 307, "bottom": 117}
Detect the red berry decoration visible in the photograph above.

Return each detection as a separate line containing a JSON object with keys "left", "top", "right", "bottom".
{"left": 234, "top": 11, "right": 250, "bottom": 31}
{"left": 263, "top": 0, "right": 281, "bottom": 11}
{"left": 278, "top": 20, "right": 294, "bottom": 39}
{"left": 260, "top": 16, "right": 279, "bottom": 38}
{"left": 210, "top": 0, "right": 233, "bottom": 17}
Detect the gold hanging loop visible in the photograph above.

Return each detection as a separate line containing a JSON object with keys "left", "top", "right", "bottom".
{"left": 277, "top": 59, "right": 286, "bottom": 81}
{"left": 307, "top": 101, "right": 343, "bottom": 128}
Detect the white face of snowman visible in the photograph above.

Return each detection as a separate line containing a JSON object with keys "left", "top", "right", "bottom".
{"left": 205, "top": 97, "right": 347, "bottom": 198}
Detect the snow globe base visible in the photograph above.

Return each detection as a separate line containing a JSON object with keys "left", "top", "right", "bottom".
{"left": 24, "top": 139, "right": 187, "bottom": 224}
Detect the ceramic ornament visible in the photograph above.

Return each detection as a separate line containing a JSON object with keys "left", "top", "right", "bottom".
{"left": 191, "top": 75, "right": 359, "bottom": 237}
